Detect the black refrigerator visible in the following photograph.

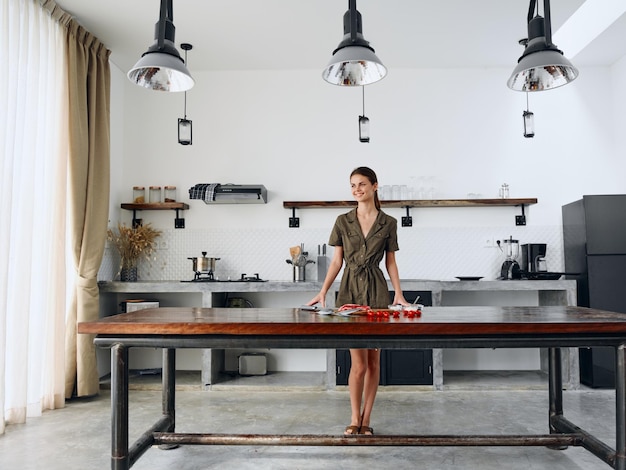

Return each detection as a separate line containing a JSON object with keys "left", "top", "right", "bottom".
{"left": 562, "top": 195, "right": 626, "bottom": 388}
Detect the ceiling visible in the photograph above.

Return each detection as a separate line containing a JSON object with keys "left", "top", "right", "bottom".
{"left": 54, "top": 0, "right": 626, "bottom": 74}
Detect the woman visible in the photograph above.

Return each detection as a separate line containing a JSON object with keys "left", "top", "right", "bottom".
{"left": 307, "top": 166, "right": 409, "bottom": 436}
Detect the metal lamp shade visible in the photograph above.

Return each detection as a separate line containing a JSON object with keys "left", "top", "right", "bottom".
{"left": 128, "top": 45, "right": 195, "bottom": 92}
{"left": 507, "top": 48, "right": 578, "bottom": 92}
{"left": 323, "top": 45, "right": 387, "bottom": 86}
{"left": 507, "top": 1, "right": 578, "bottom": 92}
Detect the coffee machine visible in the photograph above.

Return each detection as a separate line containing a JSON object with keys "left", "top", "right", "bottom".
{"left": 521, "top": 243, "right": 547, "bottom": 273}
{"left": 499, "top": 236, "right": 522, "bottom": 280}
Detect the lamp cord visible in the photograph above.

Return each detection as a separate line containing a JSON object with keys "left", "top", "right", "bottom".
{"left": 526, "top": 92, "right": 529, "bottom": 112}
{"left": 362, "top": 86, "right": 365, "bottom": 115}
{"left": 183, "top": 48, "right": 188, "bottom": 118}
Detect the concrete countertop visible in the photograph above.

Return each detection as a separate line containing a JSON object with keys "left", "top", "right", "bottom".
{"left": 98, "top": 279, "right": 576, "bottom": 293}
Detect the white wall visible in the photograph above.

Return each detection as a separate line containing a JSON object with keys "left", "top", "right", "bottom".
{"left": 101, "top": 62, "right": 626, "bottom": 373}
{"left": 102, "top": 64, "right": 625, "bottom": 284}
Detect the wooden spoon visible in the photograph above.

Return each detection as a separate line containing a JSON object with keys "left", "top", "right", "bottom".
{"left": 290, "top": 246, "right": 301, "bottom": 260}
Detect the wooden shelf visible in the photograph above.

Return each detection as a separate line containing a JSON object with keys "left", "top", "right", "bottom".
{"left": 283, "top": 198, "right": 537, "bottom": 209}
{"left": 121, "top": 202, "right": 189, "bottom": 211}
{"left": 283, "top": 198, "right": 538, "bottom": 228}
{"left": 121, "top": 202, "right": 189, "bottom": 228}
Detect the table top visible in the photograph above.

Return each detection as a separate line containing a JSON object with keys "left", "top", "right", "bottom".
{"left": 78, "top": 306, "right": 626, "bottom": 337}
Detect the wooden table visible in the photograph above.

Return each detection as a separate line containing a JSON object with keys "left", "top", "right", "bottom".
{"left": 78, "top": 306, "right": 626, "bottom": 470}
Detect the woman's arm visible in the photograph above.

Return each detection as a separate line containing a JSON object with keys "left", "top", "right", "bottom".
{"left": 307, "top": 245, "right": 344, "bottom": 307}
{"left": 385, "top": 251, "right": 409, "bottom": 305}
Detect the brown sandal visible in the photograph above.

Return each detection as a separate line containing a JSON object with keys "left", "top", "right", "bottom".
{"left": 359, "top": 426, "right": 374, "bottom": 435}
{"left": 344, "top": 425, "right": 360, "bottom": 436}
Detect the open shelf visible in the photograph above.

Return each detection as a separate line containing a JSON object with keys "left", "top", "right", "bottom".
{"left": 121, "top": 202, "right": 190, "bottom": 228}
{"left": 283, "top": 198, "right": 537, "bottom": 208}
{"left": 121, "top": 202, "right": 189, "bottom": 210}
{"left": 283, "top": 198, "right": 538, "bottom": 227}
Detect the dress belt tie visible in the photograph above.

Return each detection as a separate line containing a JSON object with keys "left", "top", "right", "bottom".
{"left": 346, "top": 263, "right": 376, "bottom": 276}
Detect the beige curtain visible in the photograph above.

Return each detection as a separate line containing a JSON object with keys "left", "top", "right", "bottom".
{"left": 45, "top": 1, "right": 112, "bottom": 398}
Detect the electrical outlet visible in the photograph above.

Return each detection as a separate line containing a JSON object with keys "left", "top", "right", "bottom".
{"left": 484, "top": 237, "right": 497, "bottom": 248}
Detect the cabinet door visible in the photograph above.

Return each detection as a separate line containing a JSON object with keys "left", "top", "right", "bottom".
{"left": 335, "top": 349, "right": 351, "bottom": 385}
{"left": 383, "top": 349, "right": 433, "bottom": 385}
{"left": 336, "top": 349, "right": 385, "bottom": 385}
{"left": 336, "top": 349, "right": 433, "bottom": 386}
{"left": 579, "top": 347, "right": 615, "bottom": 388}
{"left": 583, "top": 195, "right": 626, "bottom": 255}
{"left": 588, "top": 255, "right": 626, "bottom": 313}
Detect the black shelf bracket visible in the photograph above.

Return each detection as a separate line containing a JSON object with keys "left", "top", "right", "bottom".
{"left": 516, "top": 204, "right": 527, "bottom": 226}
{"left": 174, "top": 208, "right": 185, "bottom": 229}
{"left": 401, "top": 206, "right": 413, "bottom": 227}
{"left": 132, "top": 210, "right": 142, "bottom": 228}
{"left": 289, "top": 208, "right": 300, "bottom": 228}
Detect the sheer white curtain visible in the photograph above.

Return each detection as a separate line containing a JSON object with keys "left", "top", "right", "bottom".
{"left": 0, "top": 0, "right": 69, "bottom": 433}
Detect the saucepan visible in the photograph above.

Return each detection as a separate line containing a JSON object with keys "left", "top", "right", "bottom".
{"left": 188, "top": 251, "right": 220, "bottom": 273}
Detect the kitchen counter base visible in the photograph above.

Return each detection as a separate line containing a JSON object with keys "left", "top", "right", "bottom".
{"left": 98, "top": 280, "right": 578, "bottom": 390}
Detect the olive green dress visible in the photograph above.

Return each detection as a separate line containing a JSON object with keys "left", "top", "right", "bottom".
{"left": 329, "top": 208, "right": 399, "bottom": 309}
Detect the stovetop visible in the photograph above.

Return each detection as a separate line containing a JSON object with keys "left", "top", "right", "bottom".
{"left": 181, "top": 273, "right": 267, "bottom": 283}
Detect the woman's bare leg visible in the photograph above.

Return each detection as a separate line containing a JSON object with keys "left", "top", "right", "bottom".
{"left": 359, "top": 349, "right": 380, "bottom": 433}
{"left": 346, "top": 349, "right": 368, "bottom": 433}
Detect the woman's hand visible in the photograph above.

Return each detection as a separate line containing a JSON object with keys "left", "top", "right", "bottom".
{"left": 392, "top": 293, "right": 410, "bottom": 306}
{"left": 306, "top": 292, "right": 326, "bottom": 308}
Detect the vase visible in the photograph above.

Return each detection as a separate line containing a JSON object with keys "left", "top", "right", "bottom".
{"left": 120, "top": 266, "right": 138, "bottom": 282}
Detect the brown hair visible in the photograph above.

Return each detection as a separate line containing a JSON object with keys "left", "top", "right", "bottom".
{"left": 350, "top": 166, "right": 381, "bottom": 210}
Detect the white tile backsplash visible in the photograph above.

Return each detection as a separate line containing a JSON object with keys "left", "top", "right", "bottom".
{"left": 99, "top": 225, "right": 564, "bottom": 283}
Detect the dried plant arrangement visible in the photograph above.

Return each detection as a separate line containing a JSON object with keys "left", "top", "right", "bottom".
{"left": 107, "top": 223, "right": 162, "bottom": 271}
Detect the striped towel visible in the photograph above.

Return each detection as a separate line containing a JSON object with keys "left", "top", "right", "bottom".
{"left": 188, "top": 184, "right": 220, "bottom": 204}
{"left": 205, "top": 183, "right": 219, "bottom": 203}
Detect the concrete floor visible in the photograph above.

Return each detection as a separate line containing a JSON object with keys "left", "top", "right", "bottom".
{"left": 0, "top": 377, "right": 617, "bottom": 470}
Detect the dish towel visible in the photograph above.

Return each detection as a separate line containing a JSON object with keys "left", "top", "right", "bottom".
{"left": 188, "top": 183, "right": 220, "bottom": 204}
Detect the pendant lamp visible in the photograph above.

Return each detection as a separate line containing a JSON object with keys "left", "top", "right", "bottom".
{"left": 358, "top": 87, "right": 369, "bottom": 143}
{"left": 523, "top": 93, "right": 535, "bottom": 138}
{"left": 507, "top": 0, "right": 578, "bottom": 92}
{"left": 178, "top": 44, "right": 193, "bottom": 145}
{"left": 128, "top": 0, "right": 194, "bottom": 92}
{"left": 322, "top": 0, "right": 387, "bottom": 86}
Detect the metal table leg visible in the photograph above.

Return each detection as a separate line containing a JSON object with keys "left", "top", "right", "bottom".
{"left": 125, "top": 348, "right": 177, "bottom": 467}
{"left": 159, "top": 348, "right": 178, "bottom": 450}
{"left": 549, "top": 347, "right": 564, "bottom": 428}
{"left": 616, "top": 344, "right": 626, "bottom": 470}
{"left": 111, "top": 343, "right": 129, "bottom": 470}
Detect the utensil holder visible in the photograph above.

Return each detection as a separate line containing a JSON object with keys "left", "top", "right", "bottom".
{"left": 293, "top": 265, "right": 306, "bottom": 282}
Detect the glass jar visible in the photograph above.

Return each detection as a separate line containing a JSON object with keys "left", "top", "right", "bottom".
{"left": 132, "top": 186, "right": 145, "bottom": 204}
{"left": 164, "top": 186, "right": 177, "bottom": 202}
{"left": 149, "top": 186, "right": 162, "bottom": 203}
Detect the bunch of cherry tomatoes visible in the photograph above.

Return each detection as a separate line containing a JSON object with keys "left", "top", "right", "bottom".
{"left": 338, "top": 304, "right": 422, "bottom": 321}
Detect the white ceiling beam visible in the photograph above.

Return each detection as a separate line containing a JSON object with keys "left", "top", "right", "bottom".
{"left": 553, "top": 0, "right": 626, "bottom": 58}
